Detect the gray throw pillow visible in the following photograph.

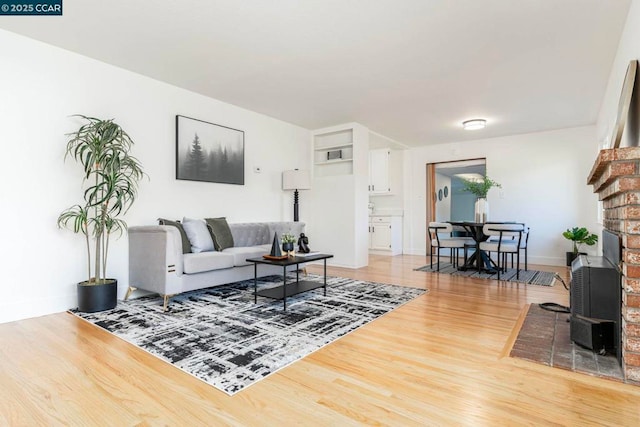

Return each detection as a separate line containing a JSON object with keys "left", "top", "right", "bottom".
{"left": 158, "top": 218, "right": 191, "bottom": 254}
{"left": 205, "top": 217, "right": 234, "bottom": 251}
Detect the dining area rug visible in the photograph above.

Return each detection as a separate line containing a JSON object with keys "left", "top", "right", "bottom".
{"left": 71, "top": 274, "right": 426, "bottom": 395}
{"left": 415, "top": 262, "right": 557, "bottom": 286}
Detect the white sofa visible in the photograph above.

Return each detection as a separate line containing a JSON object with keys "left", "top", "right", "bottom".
{"left": 127, "top": 221, "right": 305, "bottom": 310}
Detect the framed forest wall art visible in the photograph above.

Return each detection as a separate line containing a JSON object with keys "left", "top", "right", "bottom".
{"left": 176, "top": 115, "right": 245, "bottom": 185}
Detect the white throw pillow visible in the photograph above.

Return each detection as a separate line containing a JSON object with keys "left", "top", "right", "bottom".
{"left": 182, "top": 217, "right": 214, "bottom": 253}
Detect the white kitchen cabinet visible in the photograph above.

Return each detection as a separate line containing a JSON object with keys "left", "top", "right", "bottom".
{"left": 368, "top": 216, "right": 402, "bottom": 255}
{"left": 369, "top": 149, "right": 391, "bottom": 194}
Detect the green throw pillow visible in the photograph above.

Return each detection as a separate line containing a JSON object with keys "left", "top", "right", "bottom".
{"left": 158, "top": 218, "right": 192, "bottom": 254}
{"left": 205, "top": 217, "right": 234, "bottom": 251}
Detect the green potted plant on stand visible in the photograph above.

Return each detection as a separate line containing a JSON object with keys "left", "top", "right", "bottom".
{"left": 57, "top": 115, "right": 146, "bottom": 312}
{"left": 562, "top": 227, "right": 598, "bottom": 266}
{"left": 460, "top": 175, "right": 501, "bottom": 222}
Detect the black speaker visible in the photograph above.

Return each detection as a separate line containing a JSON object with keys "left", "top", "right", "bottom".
{"left": 570, "top": 314, "right": 615, "bottom": 353}
{"left": 327, "top": 149, "right": 342, "bottom": 160}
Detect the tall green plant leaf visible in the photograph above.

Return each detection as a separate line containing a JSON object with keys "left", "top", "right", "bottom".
{"left": 58, "top": 115, "right": 147, "bottom": 284}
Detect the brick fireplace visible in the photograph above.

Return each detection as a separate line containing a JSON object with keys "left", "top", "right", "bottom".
{"left": 588, "top": 147, "right": 640, "bottom": 384}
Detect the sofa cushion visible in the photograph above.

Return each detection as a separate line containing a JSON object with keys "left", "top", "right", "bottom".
{"left": 158, "top": 218, "right": 191, "bottom": 254}
{"left": 228, "top": 223, "right": 271, "bottom": 247}
{"left": 205, "top": 217, "right": 235, "bottom": 251}
{"left": 182, "top": 218, "right": 215, "bottom": 253}
{"left": 222, "top": 246, "right": 270, "bottom": 267}
{"left": 183, "top": 252, "right": 234, "bottom": 274}
{"left": 267, "top": 222, "right": 306, "bottom": 244}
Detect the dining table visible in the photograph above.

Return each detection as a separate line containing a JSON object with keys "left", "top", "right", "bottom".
{"left": 448, "top": 221, "right": 499, "bottom": 273}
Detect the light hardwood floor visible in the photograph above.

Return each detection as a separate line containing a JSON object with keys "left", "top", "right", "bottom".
{"left": 2, "top": 254, "right": 639, "bottom": 426}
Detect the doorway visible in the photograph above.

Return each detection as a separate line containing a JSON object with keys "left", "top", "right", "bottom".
{"left": 426, "top": 158, "right": 486, "bottom": 254}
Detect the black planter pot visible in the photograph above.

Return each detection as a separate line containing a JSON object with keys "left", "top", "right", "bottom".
{"left": 282, "top": 242, "right": 294, "bottom": 252}
{"left": 77, "top": 279, "right": 117, "bottom": 313}
{"left": 566, "top": 252, "right": 587, "bottom": 267}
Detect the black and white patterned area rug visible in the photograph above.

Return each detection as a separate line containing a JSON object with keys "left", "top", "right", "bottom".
{"left": 415, "top": 262, "right": 556, "bottom": 286}
{"left": 72, "top": 274, "right": 426, "bottom": 395}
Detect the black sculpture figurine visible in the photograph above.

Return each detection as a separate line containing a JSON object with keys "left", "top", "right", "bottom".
{"left": 297, "top": 233, "right": 310, "bottom": 253}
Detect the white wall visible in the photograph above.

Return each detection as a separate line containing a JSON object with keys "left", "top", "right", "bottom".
{"left": 598, "top": 0, "right": 640, "bottom": 149}
{"left": 308, "top": 123, "right": 369, "bottom": 268}
{"left": 0, "top": 30, "right": 310, "bottom": 323}
{"left": 434, "top": 173, "right": 451, "bottom": 221}
{"left": 403, "top": 126, "right": 600, "bottom": 265}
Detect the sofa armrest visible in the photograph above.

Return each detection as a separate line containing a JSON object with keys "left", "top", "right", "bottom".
{"left": 128, "top": 225, "right": 184, "bottom": 295}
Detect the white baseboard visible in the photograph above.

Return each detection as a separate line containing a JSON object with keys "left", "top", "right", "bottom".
{"left": 368, "top": 250, "right": 402, "bottom": 256}
{"left": 403, "top": 248, "right": 426, "bottom": 256}
{"left": 0, "top": 291, "right": 76, "bottom": 324}
{"left": 528, "top": 255, "right": 566, "bottom": 267}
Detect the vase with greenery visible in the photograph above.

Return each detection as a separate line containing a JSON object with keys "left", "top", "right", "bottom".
{"left": 460, "top": 175, "right": 502, "bottom": 198}
{"left": 460, "top": 175, "right": 501, "bottom": 222}
{"left": 281, "top": 232, "right": 296, "bottom": 255}
{"left": 57, "top": 115, "right": 146, "bottom": 312}
{"left": 562, "top": 227, "right": 598, "bottom": 266}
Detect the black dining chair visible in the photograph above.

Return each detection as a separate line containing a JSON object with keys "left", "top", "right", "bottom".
{"left": 428, "top": 222, "right": 473, "bottom": 271}
{"left": 487, "top": 222, "right": 529, "bottom": 271}
{"left": 479, "top": 223, "right": 525, "bottom": 279}
{"left": 516, "top": 225, "right": 529, "bottom": 271}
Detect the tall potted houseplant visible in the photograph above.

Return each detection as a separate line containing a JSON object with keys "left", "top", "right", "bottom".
{"left": 57, "top": 115, "right": 145, "bottom": 312}
{"left": 562, "top": 227, "right": 598, "bottom": 266}
{"left": 460, "top": 175, "right": 501, "bottom": 222}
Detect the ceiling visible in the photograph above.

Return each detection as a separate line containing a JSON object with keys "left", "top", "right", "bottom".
{"left": 0, "top": 0, "right": 631, "bottom": 147}
{"left": 435, "top": 159, "right": 485, "bottom": 178}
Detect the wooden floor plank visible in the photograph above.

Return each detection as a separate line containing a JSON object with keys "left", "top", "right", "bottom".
{"left": 1, "top": 255, "right": 639, "bottom": 426}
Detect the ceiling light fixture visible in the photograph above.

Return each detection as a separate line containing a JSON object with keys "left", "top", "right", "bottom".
{"left": 454, "top": 173, "right": 484, "bottom": 182}
{"left": 462, "top": 119, "right": 487, "bottom": 130}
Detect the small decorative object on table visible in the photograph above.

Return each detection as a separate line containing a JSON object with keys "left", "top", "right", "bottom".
{"left": 264, "top": 232, "right": 287, "bottom": 260}
{"left": 297, "top": 233, "right": 310, "bottom": 253}
{"left": 281, "top": 232, "right": 296, "bottom": 257}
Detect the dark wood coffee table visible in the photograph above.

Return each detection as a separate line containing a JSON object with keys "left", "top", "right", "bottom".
{"left": 246, "top": 253, "right": 333, "bottom": 310}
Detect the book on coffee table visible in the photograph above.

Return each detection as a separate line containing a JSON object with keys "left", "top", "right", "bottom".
{"left": 295, "top": 251, "right": 320, "bottom": 257}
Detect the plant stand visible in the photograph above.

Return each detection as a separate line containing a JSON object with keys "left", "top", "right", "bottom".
{"left": 566, "top": 252, "right": 587, "bottom": 267}
{"left": 77, "top": 280, "right": 117, "bottom": 313}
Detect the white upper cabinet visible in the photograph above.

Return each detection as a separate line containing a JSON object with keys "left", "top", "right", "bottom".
{"left": 369, "top": 148, "right": 391, "bottom": 194}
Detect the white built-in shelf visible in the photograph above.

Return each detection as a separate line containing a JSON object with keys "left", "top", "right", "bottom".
{"left": 314, "top": 143, "right": 352, "bottom": 151}
{"left": 313, "top": 127, "right": 354, "bottom": 177}
{"left": 314, "top": 158, "right": 353, "bottom": 165}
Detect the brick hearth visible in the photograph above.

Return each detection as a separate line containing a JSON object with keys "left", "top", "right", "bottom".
{"left": 588, "top": 147, "right": 640, "bottom": 384}
{"left": 510, "top": 304, "right": 623, "bottom": 380}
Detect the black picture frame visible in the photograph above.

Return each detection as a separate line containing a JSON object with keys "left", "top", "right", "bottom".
{"left": 438, "top": 189, "right": 443, "bottom": 201}
{"left": 175, "top": 115, "right": 244, "bottom": 185}
{"left": 444, "top": 186, "right": 449, "bottom": 198}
